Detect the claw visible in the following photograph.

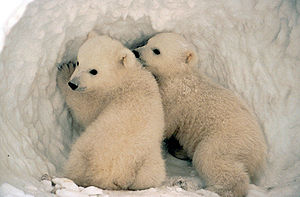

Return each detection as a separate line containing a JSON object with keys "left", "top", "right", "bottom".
{"left": 57, "top": 65, "right": 63, "bottom": 70}
{"left": 57, "top": 61, "right": 75, "bottom": 71}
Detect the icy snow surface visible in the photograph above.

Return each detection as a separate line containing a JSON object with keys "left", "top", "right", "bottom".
{"left": 0, "top": 0, "right": 299, "bottom": 196}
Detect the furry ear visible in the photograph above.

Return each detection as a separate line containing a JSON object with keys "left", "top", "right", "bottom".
{"left": 87, "top": 31, "right": 99, "bottom": 39}
{"left": 119, "top": 49, "right": 136, "bottom": 68}
{"left": 185, "top": 50, "right": 198, "bottom": 66}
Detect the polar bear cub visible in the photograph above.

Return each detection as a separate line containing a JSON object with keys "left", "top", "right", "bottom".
{"left": 56, "top": 33, "right": 166, "bottom": 190}
{"left": 133, "top": 33, "right": 267, "bottom": 197}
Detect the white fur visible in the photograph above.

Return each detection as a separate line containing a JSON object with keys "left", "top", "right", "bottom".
{"left": 56, "top": 34, "right": 166, "bottom": 190}
{"left": 135, "top": 32, "right": 267, "bottom": 197}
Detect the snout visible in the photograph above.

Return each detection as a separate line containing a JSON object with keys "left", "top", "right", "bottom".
{"left": 132, "top": 48, "right": 147, "bottom": 67}
{"left": 68, "top": 81, "right": 78, "bottom": 90}
{"left": 132, "top": 50, "right": 140, "bottom": 58}
{"left": 68, "top": 77, "right": 80, "bottom": 91}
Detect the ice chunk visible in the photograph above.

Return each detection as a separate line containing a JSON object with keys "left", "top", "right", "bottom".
{"left": 41, "top": 180, "right": 53, "bottom": 192}
{"left": 52, "top": 178, "right": 79, "bottom": 192}
{"left": 56, "top": 189, "right": 88, "bottom": 197}
{"left": 81, "top": 186, "right": 103, "bottom": 195}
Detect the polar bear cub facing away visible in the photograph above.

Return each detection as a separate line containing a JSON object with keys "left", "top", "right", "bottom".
{"left": 56, "top": 33, "right": 166, "bottom": 190}
{"left": 134, "top": 33, "right": 267, "bottom": 197}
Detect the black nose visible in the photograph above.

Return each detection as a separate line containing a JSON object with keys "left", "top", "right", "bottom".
{"left": 68, "top": 82, "right": 78, "bottom": 90}
{"left": 132, "top": 50, "right": 140, "bottom": 58}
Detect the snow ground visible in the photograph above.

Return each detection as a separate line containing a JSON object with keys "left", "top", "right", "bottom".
{"left": 0, "top": 0, "right": 299, "bottom": 196}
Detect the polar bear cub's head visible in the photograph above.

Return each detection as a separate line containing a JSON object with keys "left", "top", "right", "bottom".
{"left": 68, "top": 32, "right": 138, "bottom": 92}
{"left": 133, "top": 33, "right": 198, "bottom": 79}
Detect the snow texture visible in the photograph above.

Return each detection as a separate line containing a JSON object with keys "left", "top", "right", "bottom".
{"left": 0, "top": 0, "right": 299, "bottom": 196}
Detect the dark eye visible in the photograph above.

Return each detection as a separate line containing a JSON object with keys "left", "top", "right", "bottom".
{"left": 152, "top": 48, "right": 160, "bottom": 55}
{"left": 76, "top": 61, "right": 79, "bottom": 66}
{"left": 89, "top": 69, "right": 98, "bottom": 75}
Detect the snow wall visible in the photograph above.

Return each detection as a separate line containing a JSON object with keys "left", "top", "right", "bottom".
{"left": 0, "top": 0, "right": 299, "bottom": 196}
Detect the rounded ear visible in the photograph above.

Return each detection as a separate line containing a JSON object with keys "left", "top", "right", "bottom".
{"left": 185, "top": 50, "right": 198, "bottom": 66}
{"left": 87, "top": 31, "right": 99, "bottom": 39}
{"left": 119, "top": 49, "right": 137, "bottom": 68}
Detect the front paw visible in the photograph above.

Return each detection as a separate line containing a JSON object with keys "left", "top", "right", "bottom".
{"left": 58, "top": 61, "right": 76, "bottom": 79}
{"left": 57, "top": 62, "right": 77, "bottom": 87}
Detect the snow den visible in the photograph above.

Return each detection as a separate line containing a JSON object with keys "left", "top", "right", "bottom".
{"left": 0, "top": 0, "right": 299, "bottom": 196}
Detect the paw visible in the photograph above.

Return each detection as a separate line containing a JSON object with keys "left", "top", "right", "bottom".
{"left": 57, "top": 61, "right": 77, "bottom": 86}
{"left": 58, "top": 61, "right": 76, "bottom": 79}
{"left": 113, "top": 178, "right": 135, "bottom": 190}
{"left": 112, "top": 171, "right": 136, "bottom": 190}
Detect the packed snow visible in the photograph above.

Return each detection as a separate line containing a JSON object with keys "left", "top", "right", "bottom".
{"left": 0, "top": 0, "right": 299, "bottom": 196}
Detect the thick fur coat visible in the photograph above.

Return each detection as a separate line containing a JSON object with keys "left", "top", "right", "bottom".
{"left": 134, "top": 32, "right": 267, "bottom": 197}
{"left": 57, "top": 34, "right": 166, "bottom": 190}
